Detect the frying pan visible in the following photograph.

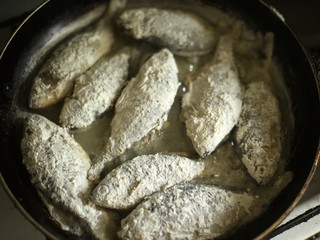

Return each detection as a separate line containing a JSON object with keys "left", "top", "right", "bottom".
{"left": 0, "top": 0, "right": 319, "bottom": 239}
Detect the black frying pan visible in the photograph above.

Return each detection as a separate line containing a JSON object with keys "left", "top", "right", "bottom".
{"left": 0, "top": 0, "right": 319, "bottom": 239}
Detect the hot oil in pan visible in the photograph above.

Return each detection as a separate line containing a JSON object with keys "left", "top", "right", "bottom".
{"left": 16, "top": 0, "right": 294, "bottom": 238}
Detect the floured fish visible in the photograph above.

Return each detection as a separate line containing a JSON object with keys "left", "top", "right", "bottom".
{"left": 88, "top": 49, "right": 180, "bottom": 181}
{"left": 60, "top": 48, "right": 132, "bottom": 129}
{"left": 118, "top": 8, "right": 216, "bottom": 56}
{"left": 38, "top": 192, "right": 86, "bottom": 236}
{"left": 182, "top": 35, "right": 242, "bottom": 157}
{"left": 29, "top": 17, "right": 114, "bottom": 109}
{"left": 21, "top": 114, "right": 118, "bottom": 239}
{"left": 119, "top": 183, "right": 267, "bottom": 240}
{"left": 235, "top": 81, "right": 282, "bottom": 185}
{"left": 28, "top": 0, "right": 128, "bottom": 109}
{"left": 91, "top": 153, "right": 204, "bottom": 209}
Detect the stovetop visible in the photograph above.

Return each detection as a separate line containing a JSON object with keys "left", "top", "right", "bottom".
{"left": 0, "top": 0, "right": 319, "bottom": 239}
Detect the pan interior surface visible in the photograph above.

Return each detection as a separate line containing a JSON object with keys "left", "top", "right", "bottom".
{"left": 0, "top": 0, "right": 319, "bottom": 239}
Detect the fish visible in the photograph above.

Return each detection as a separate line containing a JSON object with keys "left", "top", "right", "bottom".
{"left": 91, "top": 153, "right": 204, "bottom": 209}
{"left": 59, "top": 48, "right": 132, "bottom": 129}
{"left": 118, "top": 8, "right": 216, "bottom": 56}
{"left": 28, "top": 16, "right": 114, "bottom": 109}
{"left": 88, "top": 48, "right": 180, "bottom": 182}
{"left": 182, "top": 35, "right": 242, "bottom": 158}
{"left": 119, "top": 183, "right": 267, "bottom": 240}
{"left": 28, "top": 0, "right": 129, "bottom": 109}
{"left": 234, "top": 81, "right": 282, "bottom": 185}
{"left": 21, "top": 114, "right": 118, "bottom": 239}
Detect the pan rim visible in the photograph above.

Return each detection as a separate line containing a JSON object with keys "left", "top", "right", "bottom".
{"left": 0, "top": 0, "right": 319, "bottom": 239}
{"left": 256, "top": 1, "right": 320, "bottom": 238}
{"left": 0, "top": 1, "right": 59, "bottom": 239}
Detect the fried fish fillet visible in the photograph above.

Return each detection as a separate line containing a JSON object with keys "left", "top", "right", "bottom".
{"left": 59, "top": 48, "right": 132, "bottom": 129}
{"left": 182, "top": 35, "right": 242, "bottom": 157}
{"left": 118, "top": 8, "right": 216, "bottom": 56}
{"left": 21, "top": 114, "right": 118, "bottom": 239}
{"left": 88, "top": 49, "right": 180, "bottom": 181}
{"left": 235, "top": 81, "right": 282, "bottom": 185}
{"left": 91, "top": 154, "right": 204, "bottom": 209}
{"left": 119, "top": 183, "right": 265, "bottom": 240}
